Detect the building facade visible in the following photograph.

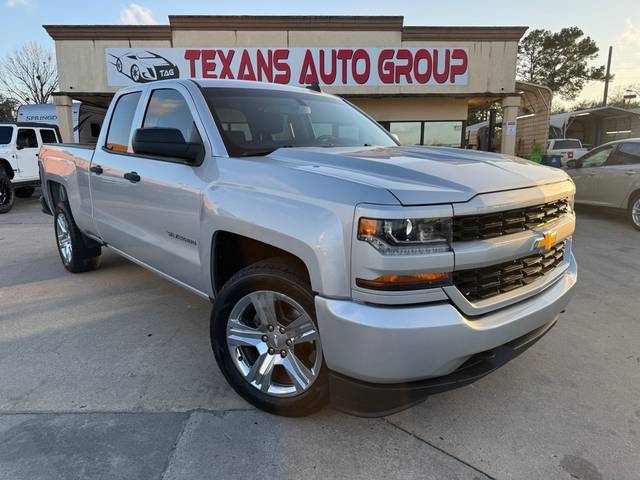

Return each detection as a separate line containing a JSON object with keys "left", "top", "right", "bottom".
{"left": 45, "top": 16, "right": 528, "bottom": 154}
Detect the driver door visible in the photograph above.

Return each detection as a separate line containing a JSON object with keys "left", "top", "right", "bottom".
{"left": 15, "top": 128, "right": 40, "bottom": 180}
{"left": 568, "top": 145, "right": 615, "bottom": 206}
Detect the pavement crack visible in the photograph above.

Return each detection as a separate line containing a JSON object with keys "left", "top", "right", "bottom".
{"left": 383, "top": 417, "right": 497, "bottom": 480}
{"left": 159, "top": 411, "right": 194, "bottom": 480}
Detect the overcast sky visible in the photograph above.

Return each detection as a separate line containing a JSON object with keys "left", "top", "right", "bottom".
{"left": 2, "top": 0, "right": 638, "bottom": 106}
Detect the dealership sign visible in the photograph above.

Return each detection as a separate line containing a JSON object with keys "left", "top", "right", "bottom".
{"left": 105, "top": 47, "right": 468, "bottom": 87}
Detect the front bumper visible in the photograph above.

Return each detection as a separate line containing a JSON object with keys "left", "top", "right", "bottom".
{"left": 316, "top": 252, "right": 577, "bottom": 411}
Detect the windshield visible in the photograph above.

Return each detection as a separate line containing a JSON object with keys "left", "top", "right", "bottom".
{"left": 203, "top": 87, "right": 397, "bottom": 156}
{"left": 0, "top": 126, "right": 13, "bottom": 145}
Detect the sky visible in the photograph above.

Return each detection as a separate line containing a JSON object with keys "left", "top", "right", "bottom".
{"left": 1, "top": 0, "right": 639, "bottom": 106}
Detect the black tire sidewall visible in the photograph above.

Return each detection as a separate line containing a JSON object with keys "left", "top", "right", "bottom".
{"left": 0, "top": 174, "right": 15, "bottom": 214}
{"left": 211, "top": 264, "right": 329, "bottom": 416}
{"left": 54, "top": 201, "right": 100, "bottom": 273}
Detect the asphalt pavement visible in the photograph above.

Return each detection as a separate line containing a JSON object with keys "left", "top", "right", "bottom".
{"left": 0, "top": 194, "right": 638, "bottom": 480}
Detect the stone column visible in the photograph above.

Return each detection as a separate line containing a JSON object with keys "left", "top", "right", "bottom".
{"left": 54, "top": 95, "right": 74, "bottom": 143}
{"left": 501, "top": 96, "right": 521, "bottom": 156}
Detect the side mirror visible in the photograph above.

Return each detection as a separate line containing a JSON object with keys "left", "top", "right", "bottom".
{"left": 132, "top": 127, "right": 204, "bottom": 164}
{"left": 566, "top": 159, "right": 581, "bottom": 169}
{"left": 16, "top": 144, "right": 24, "bottom": 150}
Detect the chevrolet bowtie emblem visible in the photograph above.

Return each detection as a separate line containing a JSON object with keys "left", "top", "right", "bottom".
{"left": 536, "top": 231, "right": 558, "bottom": 252}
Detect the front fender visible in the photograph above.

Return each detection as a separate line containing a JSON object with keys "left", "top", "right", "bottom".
{"left": 201, "top": 186, "right": 356, "bottom": 299}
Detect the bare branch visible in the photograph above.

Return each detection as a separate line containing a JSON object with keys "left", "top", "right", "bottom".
{"left": 0, "top": 41, "right": 58, "bottom": 105}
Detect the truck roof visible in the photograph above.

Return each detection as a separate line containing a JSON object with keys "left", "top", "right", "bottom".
{"left": 192, "top": 78, "right": 329, "bottom": 95}
{"left": 0, "top": 122, "right": 62, "bottom": 130}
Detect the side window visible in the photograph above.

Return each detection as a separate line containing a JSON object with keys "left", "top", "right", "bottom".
{"left": 607, "top": 143, "right": 640, "bottom": 166}
{"left": 581, "top": 145, "right": 614, "bottom": 168}
{"left": 143, "top": 89, "right": 201, "bottom": 144}
{"left": 39, "top": 129, "right": 58, "bottom": 144}
{"left": 17, "top": 129, "right": 38, "bottom": 149}
{"left": 105, "top": 91, "right": 142, "bottom": 153}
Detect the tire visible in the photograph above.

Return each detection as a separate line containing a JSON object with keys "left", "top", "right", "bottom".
{"left": 211, "top": 259, "right": 328, "bottom": 416}
{"left": 130, "top": 65, "right": 140, "bottom": 82}
{"left": 54, "top": 201, "right": 102, "bottom": 273}
{"left": 629, "top": 193, "right": 640, "bottom": 231}
{"left": 15, "top": 186, "right": 35, "bottom": 198}
{"left": 0, "top": 172, "right": 14, "bottom": 214}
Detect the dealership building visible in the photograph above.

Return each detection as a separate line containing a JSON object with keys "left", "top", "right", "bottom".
{"left": 44, "top": 16, "right": 546, "bottom": 156}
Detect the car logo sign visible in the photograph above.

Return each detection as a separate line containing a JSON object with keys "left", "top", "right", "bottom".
{"left": 536, "top": 231, "right": 558, "bottom": 252}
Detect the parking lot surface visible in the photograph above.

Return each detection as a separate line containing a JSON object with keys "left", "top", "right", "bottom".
{"left": 1, "top": 195, "right": 639, "bottom": 480}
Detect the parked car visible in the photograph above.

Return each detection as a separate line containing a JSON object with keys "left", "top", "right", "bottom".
{"left": 0, "top": 122, "right": 61, "bottom": 213}
{"left": 547, "top": 138, "right": 588, "bottom": 166}
{"left": 567, "top": 139, "right": 640, "bottom": 230}
{"left": 39, "top": 79, "right": 577, "bottom": 416}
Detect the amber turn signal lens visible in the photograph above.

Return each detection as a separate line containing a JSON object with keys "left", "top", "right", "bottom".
{"left": 358, "top": 218, "right": 380, "bottom": 237}
{"left": 356, "top": 272, "right": 451, "bottom": 291}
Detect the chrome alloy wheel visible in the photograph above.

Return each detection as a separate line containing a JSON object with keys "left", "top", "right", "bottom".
{"left": 633, "top": 198, "right": 640, "bottom": 228}
{"left": 226, "top": 290, "right": 322, "bottom": 397}
{"left": 56, "top": 213, "right": 73, "bottom": 264}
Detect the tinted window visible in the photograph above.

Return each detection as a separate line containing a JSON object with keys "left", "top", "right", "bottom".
{"left": 39, "top": 129, "right": 58, "bottom": 144}
{"left": 581, "top": 145, "right": 614, "bottom": 168}
{"left": 0, "top": 126, "right": 12, "bottom": 145}
{"left": 17, "top": 129, "right": 38, "bottom": 148}
{"left": 553, "top": 140, "right": 582, "bottom": 149}
{"left": 203, "top": 88, "right": 396, "bottom": 156}
{"left": 143, "top": 89, "right": 200, "bottom": 143}
{"left": 105, "top": 91, "right": 141, "bottom": 153}
{"left": 608, "top": 142, "right": 640, "bottom": 166}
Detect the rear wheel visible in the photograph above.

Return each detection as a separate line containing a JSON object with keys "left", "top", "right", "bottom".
{"left": 0, "top": 172, "right": 14, "bottom": 214}
{"left": 211, "top": 259, "right": 328, "bottom": 416}
{"left": 629, "top": 193, "right": 640, "bottom": 231}
{"left": 54, "top": 201, "right": 102, "bottom": 273}
{"left": 15, "top": 186, "right": 35, "bottom": 198}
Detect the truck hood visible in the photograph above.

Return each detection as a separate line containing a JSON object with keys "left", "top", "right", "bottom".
{"left": 268, "top": 146, "right": 571, "bottom": 205}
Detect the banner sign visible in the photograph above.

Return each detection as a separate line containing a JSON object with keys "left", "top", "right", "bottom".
{"left": 106, "top": 47, "right": 468, "bottom": 87}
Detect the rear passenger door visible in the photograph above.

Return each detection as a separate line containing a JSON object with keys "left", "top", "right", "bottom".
{"left": 90, "top": 86, "right": 209, "bottom": 293}
{"left": 596, "top": 142, "right": 640, "bottom": 208}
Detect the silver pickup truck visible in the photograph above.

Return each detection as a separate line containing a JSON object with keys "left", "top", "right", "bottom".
{"left": 40, "top": 79, "right": 577, "bottom": 416}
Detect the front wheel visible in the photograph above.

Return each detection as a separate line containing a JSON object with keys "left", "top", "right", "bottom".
{"left": 54, "top": 201, "right": 102, "bottom": 273}
{"left": 0, "top": 172, "right": 15, "bottom": 214}
{"left": 211, "top": 259, "right": 328, "bottom": 416}
{"left": 629, "top": 193, "right": 640, "bottom": 231}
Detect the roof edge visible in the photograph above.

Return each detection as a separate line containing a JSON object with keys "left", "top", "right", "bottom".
{"left": 402, "top": 26, "right": 528, "bottom": 41}
{"left": 168, "top": 15, "right": 404, "bottom": 31}
{"left": 44, "top": 25, "right": 172, "bottom": 40}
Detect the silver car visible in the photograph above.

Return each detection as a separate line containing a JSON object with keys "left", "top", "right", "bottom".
{"left": 567, "top": 139, "right": 640, "bottom": 230}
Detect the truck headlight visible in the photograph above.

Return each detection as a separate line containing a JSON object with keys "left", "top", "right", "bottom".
{"left": 357, "top": 217, "right": 452, "bottom": 255}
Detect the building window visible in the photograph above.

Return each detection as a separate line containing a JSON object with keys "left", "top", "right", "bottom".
{"left": 381, "top": 121, "right": 464, "bottom": 147}
{"left": 424, "top": 121, "right": 463, "bottom": 147}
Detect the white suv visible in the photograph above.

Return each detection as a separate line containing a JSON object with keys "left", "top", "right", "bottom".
{"left": 0, "top": 122, "right": 61, "bottom": 213}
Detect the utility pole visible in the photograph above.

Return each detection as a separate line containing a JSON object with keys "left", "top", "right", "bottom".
{"left": 603, "top": 46, "right": 613, "bottom": 106}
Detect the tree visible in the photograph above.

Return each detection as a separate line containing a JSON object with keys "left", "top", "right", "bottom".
{"left": 517, "top": 27, "right": 606, "bottom": 101}
{"left": 0, "top": 94, "right": 18, "bottom": 122}
{"left": 0, "top": 42, "right": 58, "bottom": 105}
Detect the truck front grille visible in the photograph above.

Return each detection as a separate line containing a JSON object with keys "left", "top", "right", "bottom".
{"left": 452, "top": 199, "right": 570, "bottom": 242}
{"left": 452, "top": 242, "right": 566, "bottom": 302}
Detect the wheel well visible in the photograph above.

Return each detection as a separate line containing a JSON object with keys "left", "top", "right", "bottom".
{"left": 0, "top": 158, "right": 14, "bottom": 180}
{"left": 212, "top": 231, "right": 311, "bottom": 293}
{"left": 629, "top": 190, "right": 640, "bottom": 208}
{"left": 47, "top": 181, "right": 67, "bottom": 206}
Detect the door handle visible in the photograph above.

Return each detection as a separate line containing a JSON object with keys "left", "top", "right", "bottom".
{"left": 123, "top": 171, "right": 141, "bottom": 183}
{"left": 90, "top": 165, "right": 103, "bottom": 175}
